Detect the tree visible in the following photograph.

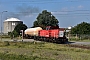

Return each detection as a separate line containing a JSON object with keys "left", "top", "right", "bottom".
{"left": 70, "top": 22, "right": 90, "bottom": 34}
{"left": 8, "top": 31, "right": 18, "bottom": 39}
{"left": 8, "top": 23, "right": 27, "bottom": 38}
{"left": 33, "top": 10, "right": 59, "bottom": 29}
{"left": 14, "top": 23, "right": 27, "bottom": 36}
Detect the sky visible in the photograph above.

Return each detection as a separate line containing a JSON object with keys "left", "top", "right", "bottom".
{"left": 0, "top": 0, "right": 90, "bottom": 30}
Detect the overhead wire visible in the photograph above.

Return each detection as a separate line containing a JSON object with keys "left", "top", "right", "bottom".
{"left": 0, "top": 0, "right": 90, "bottom": 4}
{"left": 1, "top": 9, "right": 90, "bottom": 16}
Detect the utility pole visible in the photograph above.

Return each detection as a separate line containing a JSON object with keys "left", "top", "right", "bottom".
{"left": 1, "top": 11, "right": 7, "bottom": 41}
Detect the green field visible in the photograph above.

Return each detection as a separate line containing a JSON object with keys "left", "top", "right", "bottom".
{"left": 0, "top": 41, "right": 90, "bottom": 60}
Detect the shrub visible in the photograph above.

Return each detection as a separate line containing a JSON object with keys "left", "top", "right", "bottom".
{"left": 3, "top": 41, "right": 10, "bottom": 46}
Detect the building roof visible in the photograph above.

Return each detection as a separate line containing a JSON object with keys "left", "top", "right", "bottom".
{"left": 4, "top": 18, "right": 21, "bottom": 22}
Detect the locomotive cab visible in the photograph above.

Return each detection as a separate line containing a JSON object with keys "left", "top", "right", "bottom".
{"left": 46, "top": 26, "right": 65, "bottom": 37}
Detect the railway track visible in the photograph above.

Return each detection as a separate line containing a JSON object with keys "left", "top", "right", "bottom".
{"left": 65, "top": 41, "right": 90, "bottom": 49}
{"left": 66, "top": 44, "right": 90, "bottom": 49}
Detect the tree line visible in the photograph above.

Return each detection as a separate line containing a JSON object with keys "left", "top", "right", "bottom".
{"left": 70, "top": 22, "right": 90, "bottom": 34}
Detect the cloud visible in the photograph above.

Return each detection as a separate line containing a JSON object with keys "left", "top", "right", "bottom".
{"left": 25, "top": 14, "right": 34, "bottom": 17}
{"left": 51, "top": 11, "right": 68, "bottom": 15}
{"left": 78, "top": 5, "right": 84, "bottom": 9}
{"left": 51, "top": 7, "right": 68, "bottom": 15}
{"left": 70, "top": 6, "right": 75, "bottom": 9}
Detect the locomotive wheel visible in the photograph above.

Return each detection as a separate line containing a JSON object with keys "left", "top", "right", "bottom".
{"left": 43, "top": 38, "right": 45, "bottom": 42}
{"left": 50, "top": 38, "right": 53, "bottom": 43}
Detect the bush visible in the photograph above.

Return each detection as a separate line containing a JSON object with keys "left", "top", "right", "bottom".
{"left": 3, "top": 41, "right": 10, "bottom": 46}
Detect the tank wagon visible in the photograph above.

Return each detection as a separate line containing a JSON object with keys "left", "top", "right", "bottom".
{"left": 24, "top": 27, "right": 42, "bottom": 39}
{"left": 24, "top": 26, "right": 68, "bottom": 43}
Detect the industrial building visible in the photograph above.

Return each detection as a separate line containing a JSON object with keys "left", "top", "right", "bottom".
{"left": 3, "top": 18, "right": 23, "bottom": 34}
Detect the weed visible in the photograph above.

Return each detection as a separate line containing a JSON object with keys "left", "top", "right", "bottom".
{"left": 3, "top": 41, "right": 10, "bottom": 46}
{"left": 53, "top": 52, "right": 59, "bottom": 56}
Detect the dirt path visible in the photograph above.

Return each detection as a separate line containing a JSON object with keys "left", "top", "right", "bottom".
{"left": 68, "top": 41, "right": 90, "bottom": 45}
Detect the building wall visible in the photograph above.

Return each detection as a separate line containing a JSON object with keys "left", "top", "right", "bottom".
{"left": 3, "top": 22, "right": 8, "bottom": 34}
{"left": 3, "top": 21, "right": 23, "bottom": 34}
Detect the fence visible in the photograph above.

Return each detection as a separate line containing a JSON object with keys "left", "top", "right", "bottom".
{"left": 66, "top": 34, "right": 90, "bottom": 41}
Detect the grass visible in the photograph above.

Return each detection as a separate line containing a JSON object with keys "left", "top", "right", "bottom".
{"left": 0, "top": 53, "right": 48, "bottom": 60}
{"left": 0, "top": 41, "right": 90, "bottom": 60}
